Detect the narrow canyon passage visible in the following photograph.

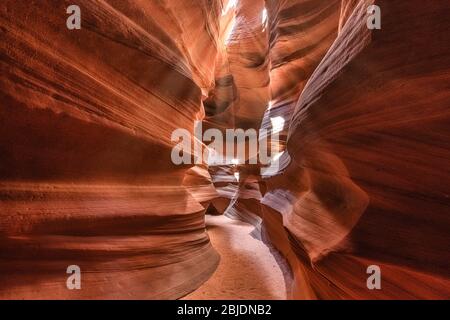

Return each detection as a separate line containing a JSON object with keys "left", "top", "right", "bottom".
{"left": 183, "top": 215, "right": 288, "bottom": 300}
{"left": 1, "top": 0, "right": 450, "bottom": 300}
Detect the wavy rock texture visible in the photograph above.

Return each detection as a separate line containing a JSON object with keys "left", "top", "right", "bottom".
{"left": 0, "top": 0, "right": 223, "bottom": 299}
{"left": 261, "top": 0, "right": 450, "bottom": 299}
{"left": 205, "top": 0, "right": 269, "bottom": 130}
{"left": 1, "top": 0, "right": 450, "bottom": 300}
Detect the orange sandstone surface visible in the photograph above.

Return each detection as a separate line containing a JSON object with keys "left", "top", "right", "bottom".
{"left": 0, "top": 0, "right": 449, "bottom": 299}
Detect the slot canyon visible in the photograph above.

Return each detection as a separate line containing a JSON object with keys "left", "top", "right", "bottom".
{"left": 1, "top": 0, "right": 450, "bottom": 299}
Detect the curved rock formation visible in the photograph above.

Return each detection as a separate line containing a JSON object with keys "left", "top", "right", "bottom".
{"left": 261, "top": 0, "right": 450, "bottom": 299}
{"left": 1, "top": 0, "right": 450, "bottom": 300}
{"left": 0, "top": 0, "right": 222, "bottom": 299}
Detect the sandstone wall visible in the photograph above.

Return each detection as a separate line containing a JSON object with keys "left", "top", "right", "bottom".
{"left": 0, "top": 0, "right": 223, "bottom": 299}
{"left": 260, "top": 0, "right": 450, "bottom": 299}
{"left": 1, "top": 0, "right": 450, "bottom": 299}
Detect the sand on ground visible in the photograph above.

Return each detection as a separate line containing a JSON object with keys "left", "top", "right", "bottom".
{"left": 183, "top": 215, "right": 287, "bottom": 300}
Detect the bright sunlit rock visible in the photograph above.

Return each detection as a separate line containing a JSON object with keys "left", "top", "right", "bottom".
{"left": 262, "top": 7, "right": 268, "bottom": 26}
{"left": 222, "top": 0, "right": 238, "bottom": 16}
{"left": 270, "top": 116, "right": 285, "bottom": 134}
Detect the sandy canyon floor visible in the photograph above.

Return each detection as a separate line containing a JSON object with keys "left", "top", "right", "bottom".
{"left": 183, "top": 215, "right": 288, "bottom": 300}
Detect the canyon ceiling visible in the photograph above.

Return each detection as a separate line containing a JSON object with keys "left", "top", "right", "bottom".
{"left": 0, "top": 0, "right": 449, "bottom": 299}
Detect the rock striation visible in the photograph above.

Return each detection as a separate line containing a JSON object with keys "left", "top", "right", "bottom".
{"left": 1, "top": 0, "right": 450, "bottom": 299}
{"left": 0, "top": 0, "right": 223, "bottom": 299}
{"left": 261, "top": 0, "right": 450, "bottom": 299}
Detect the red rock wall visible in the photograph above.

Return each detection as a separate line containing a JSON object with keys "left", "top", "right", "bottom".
{"left": 0, "top": 0, "right": 223, "bottom": 299}
{"left": 1, "top": 0, "right": 450, "bottom": 300}
{"left": 260, "top": 0, "right": 450, "bottom": 299}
